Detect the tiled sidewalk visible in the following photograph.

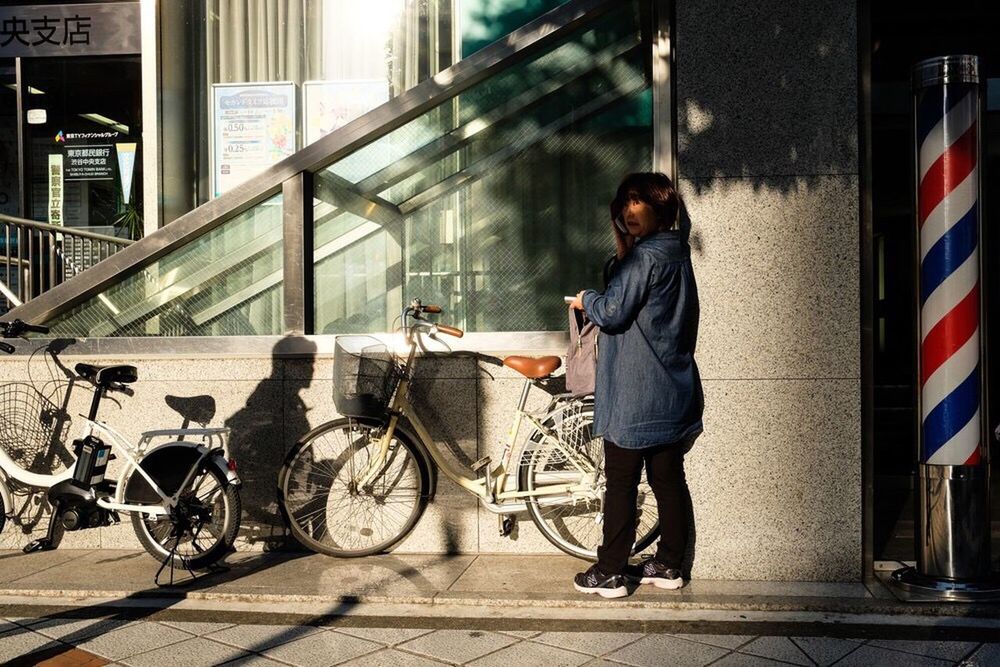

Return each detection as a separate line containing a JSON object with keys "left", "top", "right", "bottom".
{"left": 2, "top": 616, "right": 999, "bottom": 666}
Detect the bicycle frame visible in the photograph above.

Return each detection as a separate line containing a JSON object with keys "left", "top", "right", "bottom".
{"left": 354, "top": 327, "right": 600, "bottom": 514}
{"left": 0, "top": 416, "right": 231, "bottom": 519}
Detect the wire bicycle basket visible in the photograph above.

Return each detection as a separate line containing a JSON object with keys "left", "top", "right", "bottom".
{"left": 333, "top": 336, "right": 402, "bottom": 419}
{"left": 0, "top": 382, "right": 71, "bottom": 473}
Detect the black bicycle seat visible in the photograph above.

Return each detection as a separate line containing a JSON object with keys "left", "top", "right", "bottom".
{"left": 75, "top": 363, "right": 138, "bottom": 386}
{"left": 165, "top": 395, "right": 216, "bottom": 424}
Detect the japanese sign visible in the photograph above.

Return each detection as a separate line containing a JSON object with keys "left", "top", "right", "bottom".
{"left": 0, "top": 3, "right": 140, "bottom": 58}
{"left": 48, "top": 153, "right": 63, "bottom": 225}
{"left": 212, "top": 82, "right": 297, "bottom": 198}
{"left": 64, "top": 144, "right": 114, "bottom": 181}
{"left": 303, "top": 80, "right": 390, "bottom": 146}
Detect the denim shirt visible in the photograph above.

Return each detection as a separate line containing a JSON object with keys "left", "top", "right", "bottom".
{"left": 581, "top": 230, "right": 704, "bottom": 448}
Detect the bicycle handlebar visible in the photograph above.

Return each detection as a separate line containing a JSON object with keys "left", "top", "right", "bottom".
{"left": 0, "top": 319, "right": 49, "bottom": 338}
{"left": 0, "top": 342, "right": 13, "bottom": 354}
{"left": 434, "top": 324, "right": 464, "bottom": 338}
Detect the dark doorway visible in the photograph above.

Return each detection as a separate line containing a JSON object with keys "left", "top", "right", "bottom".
{"left": 18, "top": 55, "right": 142, "bottom": 235}
{"left": 871, "top": 2, "right": 1000, "bottom": 563}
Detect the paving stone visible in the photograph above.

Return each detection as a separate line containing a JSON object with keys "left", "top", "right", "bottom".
{"left": 580, "top": 660, "right": 632, "bottom": 667}
{"left": 157, "top": 620, "right": 236, "bottom": 636}
{"left": 0, "top": 630, "right": 66, "bottom": 663}
{"left": 75, "top": 621, "right": 193, "bottom": 660}
{"left": 332, "top": 626, "right": 433, "bottom": 645}
{"left": 963, "top": 643, "right": 1000, "bottom": 666}
{"left": 498, "top": 630, "right": 542, "bottom": 639}
{"left": 832, "top": 645, "right": 952, "bottom": 667}
{"left": 533, "top": 632, "right": 645, "bottom": 657}
{"left": 399, "top": 629, "right": 518, "bottom": 664}
{"left": 205, "top": 623, "right": 322, "bottom": 652}
{"left": 222, "top": 654, "right": 289, "bottom": 666}
{"left": 467, "top": 640, "right": 593, "bottom": 667}
{"left": 261, "top": 630, "right": 381, "bottom": 666}
{"left": 339, "top": 648, "right": 449, "bottom": 666}
{"left": 738, "top": 637, "right": 811, "bottom": 666}
{"left": 120, "top": 637, "right": 250, "bottom": 667}
{"left": 711, "top": 654, "right": 794, "bottom": 667}
{"left": 868, "top": 639, "right": 981, "bottom": 661}
{"left": 670, "top": 634, "right": 755, "bottom": 650}
{"left": 607, "top": 635, "right": 730, "bottom": 667}
{"left": 31, "top": 617, "right": 132, "bottom": 642}
{"left": 789, "top": 637, "right": 863, "bottom": 666}
{"left": 0, "top": 618, "right": 21, "bottom": 635}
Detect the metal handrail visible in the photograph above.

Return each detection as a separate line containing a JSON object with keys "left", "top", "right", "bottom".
{"left": 0, "top": 213, "right": 134, "bottom": 313}
{"left": 0, "top": 214, "right": 134, "bottom": 245}
{"left": 2, "top": 0, "right": 617, "bottom": 326}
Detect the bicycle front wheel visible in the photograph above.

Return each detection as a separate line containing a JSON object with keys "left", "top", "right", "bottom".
{"left": 519, "top": 403, "right": 658, "bottom": 561}
{"left": 278, "top": 418, "right": 429, "bottom": 557}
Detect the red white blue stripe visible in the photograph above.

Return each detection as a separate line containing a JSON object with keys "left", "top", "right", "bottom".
{"left": 917, "top": 84, "right": 981, "bottom": 465}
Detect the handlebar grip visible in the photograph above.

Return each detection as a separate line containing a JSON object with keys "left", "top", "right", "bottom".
{"left": 0, "top": 341, "right": 13, "bottom": 354}
{"left": 423, "top": 304, "right": 442, "bottom": 314}
{"left": 23, "top": 323, "right": 49, "bottom": 334}
{"left": 436, "top": 324, "right": 464, "bottom": 338}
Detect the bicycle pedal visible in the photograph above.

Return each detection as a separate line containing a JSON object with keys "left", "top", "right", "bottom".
{"left": 498, "top": 515, "right": 515, "bottom": 537}
{"left": 470, "top": 456, "right": 492, "bottom": 473}
{"left": 23, "top": 538, "right": 54, "bottom": 554}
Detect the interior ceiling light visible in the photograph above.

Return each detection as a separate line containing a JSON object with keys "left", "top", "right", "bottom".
{"left": 79, "top": 113, "right": 129, "bottom": 134}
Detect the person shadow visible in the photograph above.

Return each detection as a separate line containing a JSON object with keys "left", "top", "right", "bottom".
{"left": 223, "top": 336, "right": 316, "bottom": 551}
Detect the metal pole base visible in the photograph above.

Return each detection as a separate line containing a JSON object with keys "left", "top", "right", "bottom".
{"left": 888, "top": 566, "right": 1000, "bottom": 602}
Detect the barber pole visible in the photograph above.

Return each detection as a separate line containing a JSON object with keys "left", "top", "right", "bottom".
{"left": 916, "top": 70, "right": 982, "bottom": 466}
{"left": 890, "top": 55, "right": 999, "bottom": 598}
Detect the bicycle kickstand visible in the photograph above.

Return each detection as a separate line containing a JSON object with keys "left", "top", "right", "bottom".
{"left": 154, "top": 526, "right": 198, "bottom": 587}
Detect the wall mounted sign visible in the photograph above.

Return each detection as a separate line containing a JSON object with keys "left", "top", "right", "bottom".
{"left": 0, "top": 3, "right": 140, "bottom": 58}
{"left": 212, "top": 82, "right": 297, "bottom": 198}
{"left": 303, "top": 80, "right": 390, "bottom": 147}
{"left": 116, "top": 143, "right": 137, "bottom": 203}
{"left": 47, "top": 153, "right": 63, "bottom": 225}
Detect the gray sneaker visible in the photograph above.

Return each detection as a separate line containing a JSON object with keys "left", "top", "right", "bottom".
{"left": 573, "top": 564, "right": 630, "bottom": 598}
{"left": 628, "top": 557, "right": 684, "bottom": 589}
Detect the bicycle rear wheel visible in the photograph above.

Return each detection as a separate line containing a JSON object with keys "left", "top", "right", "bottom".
{"left": 131, "top": 463, "right": 241, "bottom": 569}
{"left": 278, "top": 418, "right": 429, "bottom": 557}
{"left": 519, "top": 403, "right": 658, "bottom": 561}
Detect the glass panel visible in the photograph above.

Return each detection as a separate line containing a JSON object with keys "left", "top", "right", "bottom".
{"left": 46, "top": 195, "right": 283, "bottom": 337}
{"left": 0, "top": 60, "right": 17, "bottom": 218}
{"left": 314, "top": 0, "right": 651, "bottom": 333}
{"left": 21, "top": 56, "right": 143, "bottom": 238}
{"left": 460, "top": 0, "right": 571, "bottom": 58}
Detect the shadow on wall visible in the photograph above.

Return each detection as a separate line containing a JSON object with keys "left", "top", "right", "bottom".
{"left": 674, "top": 3, "right": 857, "bottom": 194}
{"left": 225, "top": 336, "right": 316, "bottom": 550}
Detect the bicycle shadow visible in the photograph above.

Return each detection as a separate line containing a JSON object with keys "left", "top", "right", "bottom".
{"left": 224, "top": 336, "right": 316, "bottom": 551}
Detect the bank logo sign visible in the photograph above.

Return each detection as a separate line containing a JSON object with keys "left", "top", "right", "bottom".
{"left": 0, "top": 3, "right": 140, "bottom": 58}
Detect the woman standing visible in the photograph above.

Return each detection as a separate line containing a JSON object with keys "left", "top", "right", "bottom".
{"left": 570, "top": 172, "right": 704, "bottom": 599}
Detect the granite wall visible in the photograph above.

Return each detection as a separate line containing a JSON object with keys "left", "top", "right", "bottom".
{"left": 675, "top": 0, "right": 861, "bottom": 580}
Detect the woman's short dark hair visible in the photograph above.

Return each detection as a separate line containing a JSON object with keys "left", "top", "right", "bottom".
{"left": 611, "top": 172, "right": 680, "bottom": 230}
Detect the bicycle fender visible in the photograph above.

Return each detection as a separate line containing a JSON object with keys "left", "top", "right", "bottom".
{"left": 124, "top": 443, "right": 238, "bottom": 504}
{"left": 207, "top": 447, "right": 242, "bottom": 487}
{"left": 0, "top": 476, "right": 12, "bottom": 519}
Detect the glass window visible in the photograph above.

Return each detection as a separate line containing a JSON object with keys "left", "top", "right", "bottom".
{"left": 45, "top": 194, "right": 283, "bottom": 337}
{"left": 313, "top": 0, "right": 652, "bottom": 333}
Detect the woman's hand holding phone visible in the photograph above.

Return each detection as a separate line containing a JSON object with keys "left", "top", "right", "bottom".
{"left": 612, "top": 215, "right": 634, "bottom": 260}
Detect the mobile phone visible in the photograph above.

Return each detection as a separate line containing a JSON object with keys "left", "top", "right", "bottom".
{"left": 614, "top": 216, "right": 628, "bottom": 235}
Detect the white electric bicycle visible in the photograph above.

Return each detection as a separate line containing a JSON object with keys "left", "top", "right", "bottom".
{"left": 0, "top": 319, "right": 242, "bottom": 572}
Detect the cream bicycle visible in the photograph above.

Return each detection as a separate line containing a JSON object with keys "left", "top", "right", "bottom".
{"left": 277, "top": 299, "right": 657, "bottom": 560}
